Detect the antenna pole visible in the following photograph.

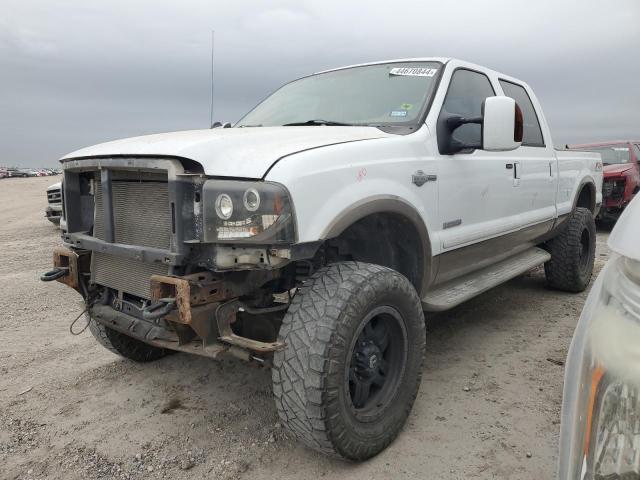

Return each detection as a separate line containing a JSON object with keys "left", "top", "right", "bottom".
{"left": 209, "top": 30, "right": 215, "bottom": 127}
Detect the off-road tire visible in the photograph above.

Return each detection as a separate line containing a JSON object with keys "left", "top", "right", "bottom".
{"left": 544, "top": 207, "right": 596, "bottom": 292}
{"left": 272, "top": 262, "right": 426, "bottom": 460}
{"left": 89, "top": 318, "right": 172, "bottom": 362}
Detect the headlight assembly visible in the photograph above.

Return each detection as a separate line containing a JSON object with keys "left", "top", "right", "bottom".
{"left": 558, "top": 255, "right": 640, "bottom": 479}
{"left": 583, "top": 374, "right": 640, "bottom": 478}
{"left": 202, "top": 180, "right": 295, "bottom": 244}
{"left": 215, "top": 193, "right": 234, "bottom": 219}
{"left": 243, "top": 188, "right": 260, "bottom": 212}
{"left": 559, "top": 196, "right": 640, "bottom": 480}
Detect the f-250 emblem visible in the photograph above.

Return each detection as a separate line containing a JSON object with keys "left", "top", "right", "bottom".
{"left": 412, "top": 170, "right": 437, "bottom": 187}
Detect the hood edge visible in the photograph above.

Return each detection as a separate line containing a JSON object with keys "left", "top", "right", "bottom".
{"left": 261, "top": 136, "right": 387, "bottom": 180}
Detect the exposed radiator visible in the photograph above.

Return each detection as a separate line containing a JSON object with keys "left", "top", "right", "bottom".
{"left": 92, "top": 173, "right": 171, "bottom": 299}
{"left": 92, "top": 252, "right": 168, "bottom": 299}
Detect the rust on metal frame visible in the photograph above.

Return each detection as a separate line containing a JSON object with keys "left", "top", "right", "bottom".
{"left": 150, "top": 273, "right": 285, "bottom": 354}
{"left": 53, "top": 246, "right": 90, "bottom": 292}
{"left": 216, "top": 300, "right": 285, "bottom": 353}
{"left": 150, "top": 271, "right": 231, "bottom": 324}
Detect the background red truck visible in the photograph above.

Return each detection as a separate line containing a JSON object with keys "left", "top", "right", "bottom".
{"left": 569, "top": 141, "right": 640, "bottom": 223}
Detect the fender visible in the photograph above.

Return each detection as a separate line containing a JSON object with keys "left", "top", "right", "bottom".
{"left": 572, "top": 177, "right": 597, "bottom": 213}
{"left": 320, "top": 195, "right": 435, "bottom": 296}
{"left": 552, "top": 177, "right": 597, "bottom": 234}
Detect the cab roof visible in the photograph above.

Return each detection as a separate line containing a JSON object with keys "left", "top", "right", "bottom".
{"left": 313, "top": 58, "right": 526, "bottom": 87}
{"left": 314, "top": 57, "right": 451, "bottom": 75}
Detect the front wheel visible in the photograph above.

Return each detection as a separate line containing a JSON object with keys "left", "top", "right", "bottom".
{"left": 272, "top": 262, "right": 426, "bottom": 460}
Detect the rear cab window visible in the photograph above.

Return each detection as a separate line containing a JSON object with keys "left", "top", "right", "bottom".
{"left": 498, "top": 80, "right": 545, "bottom": 147}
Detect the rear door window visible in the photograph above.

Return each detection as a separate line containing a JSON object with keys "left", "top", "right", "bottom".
{"left": 499, "top": 80, "right": 545, "bottom": 147}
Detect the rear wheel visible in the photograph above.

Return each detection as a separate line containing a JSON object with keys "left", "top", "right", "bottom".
{"left": 89, "top": 318, "right": 172, "bottom": 362}
{"left": 272, "top": 262, "right": 426, "bottom": 460}
{"left": 545, "top": 207, "right": 596, "bottom": 292}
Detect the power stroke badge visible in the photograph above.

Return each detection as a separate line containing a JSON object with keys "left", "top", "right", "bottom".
{"left": 412, "top": 170, "right": 437, "bottom": 187}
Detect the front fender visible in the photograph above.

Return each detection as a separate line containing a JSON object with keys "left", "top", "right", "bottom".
{"left": 265, "top": 133, "right": 439, "bottom": 294}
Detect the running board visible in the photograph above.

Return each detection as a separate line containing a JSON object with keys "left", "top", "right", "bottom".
{"left": 422, "top": 247, "right": 551, "bottom": 312}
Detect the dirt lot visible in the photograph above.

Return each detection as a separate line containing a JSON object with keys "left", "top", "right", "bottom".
{"left": 0, "top": 176, "right": 611, "bottom": 479}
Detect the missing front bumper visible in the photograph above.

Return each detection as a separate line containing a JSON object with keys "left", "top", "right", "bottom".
{"left": 149, "top": 273, "right": 285, "bottom": 354}
{"left": 43, "top": 248, "right": 286, "bottom": 359}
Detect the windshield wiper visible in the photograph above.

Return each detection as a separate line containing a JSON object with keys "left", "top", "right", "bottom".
{"left": 282, "top": 119, "right": 354, "bottom": 127}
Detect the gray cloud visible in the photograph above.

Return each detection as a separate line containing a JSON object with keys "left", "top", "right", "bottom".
{"left": 1, "top": 0, "right": 638, "bottom": 167}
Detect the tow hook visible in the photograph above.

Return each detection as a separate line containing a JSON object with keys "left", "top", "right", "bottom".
{"left": 40, "top": 267, "right": 70, "bottom": 282}
{"left": 142, "top": 298, "right": 176, "bottom": 321}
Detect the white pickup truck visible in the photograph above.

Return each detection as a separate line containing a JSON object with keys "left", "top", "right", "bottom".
{"left": 43, "top": 58, "right": 602, "bottom": 460}
{"left": 45, "top": 182, "right": 63, "bottom": 225}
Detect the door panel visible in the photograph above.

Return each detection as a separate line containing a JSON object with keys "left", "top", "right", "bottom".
{"left": 498, "top": 80, "right": 557, "bottom": 232}
{"left": 437, "top": 150, "right": 520, "bottom": 251}
{"left": 434, "top": 68, "right": 525, "bottom": 283}
{"left": 515, "top": 147, "right": 557, "bottom": 226}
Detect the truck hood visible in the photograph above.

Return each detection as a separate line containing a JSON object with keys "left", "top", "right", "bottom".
{"left": 61, "top": 127, "right": 393, "bottom": 178}
{"left": 603, "top": 163, "right": 634, "bottom": 176}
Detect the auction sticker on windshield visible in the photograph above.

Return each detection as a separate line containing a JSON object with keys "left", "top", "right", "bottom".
{"left": 389, "top": 67, "right": 438, "bottom": 77}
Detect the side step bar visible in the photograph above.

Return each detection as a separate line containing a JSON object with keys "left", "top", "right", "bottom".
{"left": 422, "top": 247, "right": 551, "bottom": 312}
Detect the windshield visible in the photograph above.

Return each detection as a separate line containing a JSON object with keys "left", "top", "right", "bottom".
{"left": 577, "top": 145, "right": 631, "bottom": 165}
{"left": 236, "top": 62, "right": 442, "bottom": 128}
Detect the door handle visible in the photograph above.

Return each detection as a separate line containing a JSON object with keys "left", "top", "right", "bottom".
{"left": 512, "top": 161, "right": 521, "bottom": 187}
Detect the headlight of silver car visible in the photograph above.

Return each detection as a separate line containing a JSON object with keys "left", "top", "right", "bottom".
{"left": 559, "top": 251, "right": 640, "bottom": 478}
{"left": 202, "top": 180, "right": 295, "bottom": 243}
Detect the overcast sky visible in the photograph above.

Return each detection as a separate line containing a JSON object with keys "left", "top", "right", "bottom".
{"left": 1, "top": 0, "right": 638, "bottom": 167}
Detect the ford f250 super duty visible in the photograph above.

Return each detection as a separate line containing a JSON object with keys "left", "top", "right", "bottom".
{"left": 42, "top": 58, "right": 602, "bottom": 460}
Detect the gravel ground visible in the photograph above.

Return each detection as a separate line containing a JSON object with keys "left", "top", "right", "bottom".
{"left": 0, "top": 176, "right": 611, "bottom": 479}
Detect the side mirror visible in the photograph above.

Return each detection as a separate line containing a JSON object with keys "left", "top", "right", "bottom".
{"left": 482, "top": 96, "right": 523, "bottom": 151}
{"left": 436, "top": 96, "right": 523, "bottom": 155}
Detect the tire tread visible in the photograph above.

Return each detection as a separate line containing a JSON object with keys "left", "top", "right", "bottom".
{"left": 89, "top": 319, "right": 171, "bottom": 363}
{"left": 544, "top": 207, "right": 596, "bottom": 292}
{"left": 272, "top": 261, "right": 425, "bottom": 459}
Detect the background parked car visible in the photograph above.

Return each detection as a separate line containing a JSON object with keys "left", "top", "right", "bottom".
{"left": 6, "top": 168, "right": 29, "bottom": 177}
{"left": 569, "top": 141, "right": 640, "bottom": 224}
{"left": 45, "top": 182, "right": 63, "bottom": 226}
{"left": 2, "top": 167, "right": 61, "bottom": 177}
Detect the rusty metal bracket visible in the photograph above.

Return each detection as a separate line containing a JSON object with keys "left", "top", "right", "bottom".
{"left": 150, "top": 272, "right": 231, "bottom": 324}
{"left": 188, "top": 302, "right": 220, "bottom": 345}
{"left": 216, "top": 300, "right": 285, "bottom": 353}
{"left": 52, "top": 246, "right": 90, "bottom": 292}
{"left": 150, "top": 272, "right": 285, "bottom": 354}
